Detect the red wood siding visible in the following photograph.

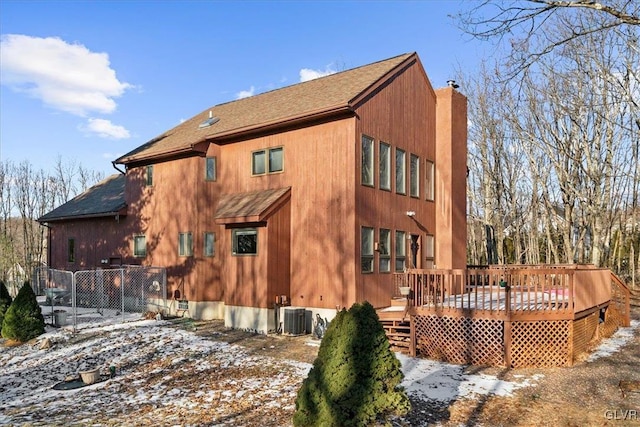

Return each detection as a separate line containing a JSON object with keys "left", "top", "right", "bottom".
{"left": 354, "top": 59, "right": 438, "bottom": 308}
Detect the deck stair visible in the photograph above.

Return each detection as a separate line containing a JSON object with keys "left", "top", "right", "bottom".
{"left": 378, "top": 298, "right": 413, "bottom": 354}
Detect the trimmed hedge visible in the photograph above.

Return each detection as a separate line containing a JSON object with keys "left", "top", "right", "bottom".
{"left": 1, "top": 281, "right": 45, "bottom": 342}
{"left": 293, "top": 301, "right": 410, "bottom": 426}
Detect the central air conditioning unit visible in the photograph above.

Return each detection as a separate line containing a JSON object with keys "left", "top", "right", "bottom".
{"left": 283, "top": 307, "right": 306, "bottom": 335}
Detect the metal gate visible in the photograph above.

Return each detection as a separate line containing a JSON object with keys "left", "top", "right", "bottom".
{"left": 33, "top": 266, "right": 167, "bottom": 330}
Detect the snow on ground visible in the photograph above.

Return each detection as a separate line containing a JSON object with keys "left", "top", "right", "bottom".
{"left": 0, "top": 310, "right": 637, "bottom": 426}
{"left": 586, "top": 319, "right": 640, "bottom": 362}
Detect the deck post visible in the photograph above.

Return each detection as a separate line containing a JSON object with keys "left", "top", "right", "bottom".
{"left": 504, "top": 319, "right": 512, "bottom": 367}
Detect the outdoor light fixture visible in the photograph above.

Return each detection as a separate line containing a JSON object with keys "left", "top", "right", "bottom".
{"left": 406, "top": 211, "right": 416, "bottom": 217}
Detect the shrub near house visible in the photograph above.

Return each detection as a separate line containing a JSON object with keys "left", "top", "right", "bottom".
{"left": 1, "top": 281, "right": 45, "bottom": 342}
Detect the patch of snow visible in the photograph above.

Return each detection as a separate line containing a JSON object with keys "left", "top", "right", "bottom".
{"left": 586, "top": 319, "right": 640, "bottom": 362}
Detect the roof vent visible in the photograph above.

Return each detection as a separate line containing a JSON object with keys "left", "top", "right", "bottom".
{"left": 447, "top": 80, "right": 460, "bottom": 89}
{"left": 199, "top": 110, "right": 219, "bottom": 129}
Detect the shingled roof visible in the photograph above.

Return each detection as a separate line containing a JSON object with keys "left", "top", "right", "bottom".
{"left": 38, "top": 174, "right": 126, "bottom": 222}
{"left": 115, "top": 52, "right": 416, "bottom": 164}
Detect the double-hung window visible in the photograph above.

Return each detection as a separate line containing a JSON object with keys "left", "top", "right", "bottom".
{"left": 361, "top": 135, "right": 374, "bottom": 187}
{"left": 395, "top": 148, "right": 406, "bottom": 194}
{"left": 252, "top": 147, "right": 283, "bottom": 175}
{"left": 410, "top": 154, "right": 420, "bottom": 198}
{"left": 133, "top": 235, "right": 146, "bottom": 257}
{"left": 379, "top": 142, "right": 391, "bottom": 191}
{"left": 361, "top": 226, "right": 374, "bottom": 273}
{"left": 178, "top": 232, "right": 193, "bottom": 257}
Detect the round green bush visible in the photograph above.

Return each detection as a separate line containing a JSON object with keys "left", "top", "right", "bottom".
{"left": 293, "top": 301, "right": 410, "bottom": 426}
{"left": 1, "top": 281, "right": 45, "bottom": 342}
{"left": 0, "top": 280, "right": 12, "bottom": 329}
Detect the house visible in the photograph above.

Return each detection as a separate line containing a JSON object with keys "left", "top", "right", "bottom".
{"left": 38, "top": 52, "right": 468, "bottom": 332}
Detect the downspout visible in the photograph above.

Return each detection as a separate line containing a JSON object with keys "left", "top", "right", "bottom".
{"left": 112, "top": 161, "right": 125, "bottom": 175}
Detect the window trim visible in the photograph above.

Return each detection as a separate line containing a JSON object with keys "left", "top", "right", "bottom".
{"left": 395, "top": 148, "right": 406, "bottom": 195}
{"left": 178, "top": 232, "right": 193, "bottom": 257}
{"left": 361, "top": 226, "right": 374, "bottom": 273}
{"left": 252, "top": 147, "right": 284, "bottom": 176}
{"left": 425, "top": 159, "right": 435, "bottom": 201}
{"left": 361, "top": 135, "right": 374, "bottom": 187}
{"left": 204, "top": 232, "right": 215, "bottom": 257}
{"left": 205, "top": 157, "right": 217, "bottom": 182}
{"left": 133, "top": 235, "right": 147, "bottom": 258}
{"left": 232, "top": 228, "right": 258, "bottom": 256}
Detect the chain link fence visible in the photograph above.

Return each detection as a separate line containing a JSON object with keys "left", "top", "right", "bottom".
{"left": 33, "top": 266, "right": 166, "bottom": 330}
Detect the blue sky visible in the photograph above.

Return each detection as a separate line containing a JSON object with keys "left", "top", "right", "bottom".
{"left": 0, "top": 0, "right": 486, "bottom": 177}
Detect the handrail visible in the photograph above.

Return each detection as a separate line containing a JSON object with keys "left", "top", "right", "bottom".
{"left": 610, "top": 272, "right": 631, "bottom": 327}
{"left": 394, "top": 265, "right": 620, "bottom": 320}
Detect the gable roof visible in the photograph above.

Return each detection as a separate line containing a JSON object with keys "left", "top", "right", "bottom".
{"left": 38, "top": 174, "right": 126, "bottom": 223}
{"left": 116, "top": 53, "right": 416, "bottom": 165}
{"left": 214, "top": 187, "right": 291, "bottom": 225}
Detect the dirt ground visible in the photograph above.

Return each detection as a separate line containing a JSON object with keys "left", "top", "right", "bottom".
{"left": 169, "top": 304, "right": 640, "bottom": 427}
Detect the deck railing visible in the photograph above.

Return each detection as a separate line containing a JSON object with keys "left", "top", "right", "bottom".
{"left": 394, "top": 265, "right": 619, "bottom": 321}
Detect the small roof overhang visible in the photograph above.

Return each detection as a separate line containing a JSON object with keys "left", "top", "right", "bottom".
{"left": 214, "top": 187, "right": 291, "bottom": 225}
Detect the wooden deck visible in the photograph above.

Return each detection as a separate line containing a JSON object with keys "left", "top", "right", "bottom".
{"left": 379, "top": 265, "right": 631, "bottom": 368}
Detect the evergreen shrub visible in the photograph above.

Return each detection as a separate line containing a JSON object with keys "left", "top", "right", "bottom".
{"left": 1, "top": 281, "right": 45, "bottom": 342}
{"left": 293, "top": 301, "right": 410, "bottom": 426}
{"left": 0, "top": 280, "right": 12, "bottom": 331}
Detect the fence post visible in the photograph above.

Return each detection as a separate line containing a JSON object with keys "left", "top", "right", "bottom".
{"left": 121, "top": 268, "right": 125, "bottom": 323}
{"left": 72, "top": 271, "right": 77, "bottom": 333}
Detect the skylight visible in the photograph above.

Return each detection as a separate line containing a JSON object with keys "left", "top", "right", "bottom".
{"left": 199, "top": 111, "right": 219, "bottom": 129}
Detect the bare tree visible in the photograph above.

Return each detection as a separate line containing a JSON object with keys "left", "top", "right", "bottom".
{"left": 456, "top": 0, "right": 639, "bottom": 79}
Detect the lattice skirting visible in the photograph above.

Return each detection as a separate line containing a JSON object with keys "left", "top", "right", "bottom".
{"left": 413, "top": 311, "right": 623, "bottom": 368}
{"left": 414, "top": 315, "right": 504, "bottom": 366}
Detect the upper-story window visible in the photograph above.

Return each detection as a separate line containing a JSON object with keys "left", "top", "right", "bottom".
{"left": 379, "top": 142, "right": 391, "bottom": 191}
{"left": 146, "top": 165, "right": 154, "bottom": 186}
{"left": 410, "top": 154, "right": 420, "bottom": 198}
{"left": 361, "top": 135, "right": 374, "bottom": 187}
{"left": 252, "top": 147, "right": 283, "bottom": 175}
{"left": 425, "top": 160, "right": 435, "bottom": 201}
{"left": 395, "top": 148, "right": 406, "bottom": 195}
{"left": 205, "top": 157, "right": 217, "bottom": 181}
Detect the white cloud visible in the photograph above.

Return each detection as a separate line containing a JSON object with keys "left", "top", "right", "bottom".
{"left": 299, "top": 66, "right": 336, "bottom": 82}
{"left": 0, "top": 34, "right": 132, "bottom": 116}
{"left": 236, "top": 86, "right": 255, "bottom": 99}
{"left": 79, "top": 118, "right": 130, "bottom": 139}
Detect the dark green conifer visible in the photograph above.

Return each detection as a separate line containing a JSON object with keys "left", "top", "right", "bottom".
{"left": 0, "top": 280, "right": 12, "bottom": 331}
{"left": 1, "top": 281, "right": 45, "bottom": 342}
{"left": 293, "top": 301, "right": 410, "bottom": 426}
